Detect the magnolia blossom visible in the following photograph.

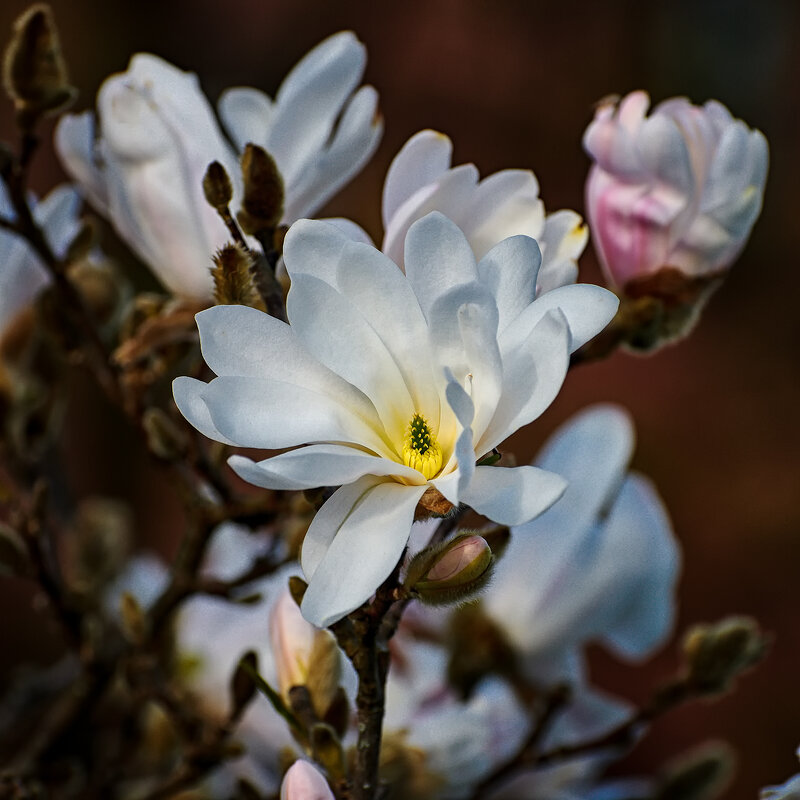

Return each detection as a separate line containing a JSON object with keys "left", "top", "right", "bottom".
{"left": 341, "top": 129, "right": 587, "bottom": 293}
{"left": 280, "top": 761, "right": 334, "bottom": 800}
{"left": 174, "top": 212, "right": 618, "bottom": 626}
{"left": 55, "top": 32, "right": 381, "bottom": 299}
{"left": 583, "top": 91, "right": 768, "bottom": 289}
{"left": 0, "top": 183, "right": 81, "bottom": 339}
{"left": 482, "top": 404, "right": 680, "bottom": 684}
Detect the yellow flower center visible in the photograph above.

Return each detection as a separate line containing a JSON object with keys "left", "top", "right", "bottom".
{"left": 402, "top": 413, "right": 442, "bottom": 480}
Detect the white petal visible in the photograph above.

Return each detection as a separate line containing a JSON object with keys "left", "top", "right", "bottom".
{"left": 432, "top": 371, "right": 475, "bottom": 503}
{"left": 228, "top": 444, "right": 420, "bottom": 490}
{"left": 283, "top": 217, "right": 353, "bottom": 285}
{"left": 218, "top": 87, "right": 273, "bottom": 151}
{"left": 195, "top": 304, "right": 381, "bottom": 431}
{"left": 34, "top": 185, "right": 82, "bottom": 258}
{"left": 383, "top": 166, "right": 479, "bottom": 270}
{"left": 461, "top": 465, "right": 567, "bottom": 526}
{"left": 477, "top": 234, "right": 540, "bottom": 334}
{"left": 477, "top": 309, "right": 570, "bottom": 455}
{"left": 200, "top": 375, "right": 389, "bottom": 452}
{"left": 287, "top": 273, "right": 415, "bottom": 438}
{"left": 301, "top": 480, "right": 427, "bottom": 627}
{"left": 266, "top": 32, "right": 366, "bottom": 186}
{"left": 538, "top": 209, "right": 588, "bottom": 293}
{"left": 317, "top": 217, "right": 374, "bottom": 245}
{"left": 54, "top": 112, "right": 109, "bottom": 214}
{"left": 382, "top": 129, "right": 453, "bottom": 229}
{"left": 172, "top": 376, "right": 237, "bottom": 445}
{"left": 284, "top": 84, "right": 382, "bottom": 221}
{"left": 499, "top": 283, "right": 619, "bottom": 355}
{"left": 461, "top": 169, "right": 545, "bottom": 260}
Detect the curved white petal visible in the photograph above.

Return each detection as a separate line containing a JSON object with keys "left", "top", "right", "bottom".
{"left": 280, "top": 761, "right": 334, "bottom": 800}
{"left": 404, "top": 212, "right": 479, "bottom": 321}
{"left": 200, "top": 375, "right": 388, "bottom": 452}
{"left": 382, "top": 129, "right": 453, "bottom": 228}
{"left": 477, "top": 234, "right": 541, "bottom": 335}
{"left": 461, "top": 465, "right": 567, "bottom": 526}
{"left": 499, "top": 283, "right": 619, "bottom": 355}
{"left": 172, "top": 376, "right": 237, "bottom": 445}
{"left": 477, "top": 309, "right": 571, "bottom": 455}
{"left": 218, "top": 87, "right": 274, "bottom": 151}
{"left": 195, "top": 304, "right": 382, "bottom": 432}
{"left": 301, "top": 480, "right": 427, "bottom": 627}
{"left": 228, "top": 445, "right": 420, "bottom": 491}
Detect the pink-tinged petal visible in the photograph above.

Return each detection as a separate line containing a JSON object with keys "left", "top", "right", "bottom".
{"left": 280, "top": 760, "right": 334, "bottom": 800}
{"left": 228, "top": 445, "right": 420, "bottom": 491}
{"left": 300, "top": 481, "right": 427, "bottom": 627}
{"left": 461, "top": 465, "right": 567, "bottom": 526}
{"left": 382, "top": 130, "right": 453, "bottom": 228}
{"left": 477, "top": 235, "right": 540, "bottom": 334}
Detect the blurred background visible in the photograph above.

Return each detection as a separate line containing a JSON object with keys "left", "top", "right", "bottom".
{"left": 0, "top": 0, "right": 797, "bottom": 797}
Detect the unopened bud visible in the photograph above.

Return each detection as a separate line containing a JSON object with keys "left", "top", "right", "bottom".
{"left": 211, "top": 243, "right": 265, "bottom": 310}
{"left": 3, "top": 4, "right": 76, "bottom": 124}
{"left": 405, "top": 534, "right": 494, "bottom": 606}
{"left": 120, "top": 591, "right": 147, "bottom": 644}
{"left": 280, "top": 760, "right": 334, "bottom": 800}
{"left": 271, "top": 588, "right": 341, "bottom": 718}
{"left": 656, "top": 742, "right": 734, "bottom": 800}
{"left": 683, "top": 616, "right": 767, "bottom": 695}
{"left": 237, "top": 143, "right": 284, "bottom": 235}
{"left": 202, "top": 160, "right": 233, "bottom": 211}
{"left": 142, "top": 407, "right": 189, "bottom": 461}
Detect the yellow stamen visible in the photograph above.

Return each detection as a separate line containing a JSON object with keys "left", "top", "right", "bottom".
{"left": 402, "top": 413, "right": 442, "bottom": 480}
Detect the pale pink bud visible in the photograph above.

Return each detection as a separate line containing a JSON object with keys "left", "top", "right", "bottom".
{"left": 280, "top": 760, "right": 334, "bottom": 800}
{"left": 270, "top": 588, "right": 340, "bottom": 716}
{"left": 583, "top": 91, "right": 768, "bottom": 290}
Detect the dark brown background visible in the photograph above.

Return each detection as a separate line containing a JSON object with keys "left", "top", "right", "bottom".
{"left": 1, "top": 0, "right": 798, "bottom": 797}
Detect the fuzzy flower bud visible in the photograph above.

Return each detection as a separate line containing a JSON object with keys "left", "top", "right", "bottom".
{"left": 2, "top": 4, "right": 76, "bottom": 123}
{"left": 405, "top": 534, "right": 494, "bottom": 606}
{"left": 237, "top": 143, "right": 284, "bottom": 235}
{"left": 270, "top": 588, "right": 340, "bottom": 719}
{"left": 583, "top": 92, "right": 767, "bottom": 345}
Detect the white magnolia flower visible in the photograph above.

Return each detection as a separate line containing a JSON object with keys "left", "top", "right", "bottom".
{"left": 174, "top": 212, "right": 618, "bottom": 626}
{"left": 483, "top": 404, "right": 681, "bottom": 684}
{"left": 583, "top": 91, "right": 768, "bottom": 289}
{"left": 55, "top": 32, "right": 381, "bottom": 300}
{"left": 341, "top": 129, "right": 588, "bottom": 294}
{"left": 0, "top": 183, "right": 81, "bottom": 339}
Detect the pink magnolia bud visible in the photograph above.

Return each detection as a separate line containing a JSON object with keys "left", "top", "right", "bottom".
{"left": 583, "top": 91, "right": 768, "bottom": 291}
{"left": 280, "top": 760, "right": 334, "bottom": 800}
{"left": 270, "top": 588, "right": 340, "bottom": 717}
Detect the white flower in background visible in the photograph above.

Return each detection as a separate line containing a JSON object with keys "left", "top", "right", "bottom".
{"left": 55, "top": 32, "right": 382, "bottom": 300}
{"left": 176, "top": 525, "right": 299, "bottom": 795}
{"left": 280, "top": 761, "right": 334, "bottom": 800}
{"left": 482, "top": 404, "right": 680, "bottom": 685}
{"left": 0, "top": 183, "right": 81, "bottom": 339}
{"left": 174, "top": 212, "right": 618, "bottom": 626}
{"left": 762, "top": 749, "right": 800, "bottom": 800}
{"left": 583, "top": 91, "right": 768, "bottom": 290}
{"left": 341, "top": 129, "right": 588, "bottom": 294}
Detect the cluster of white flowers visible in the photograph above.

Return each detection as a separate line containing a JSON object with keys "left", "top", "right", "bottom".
{"left": 0, "top": 21, "right": 772, "bottom": 800}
